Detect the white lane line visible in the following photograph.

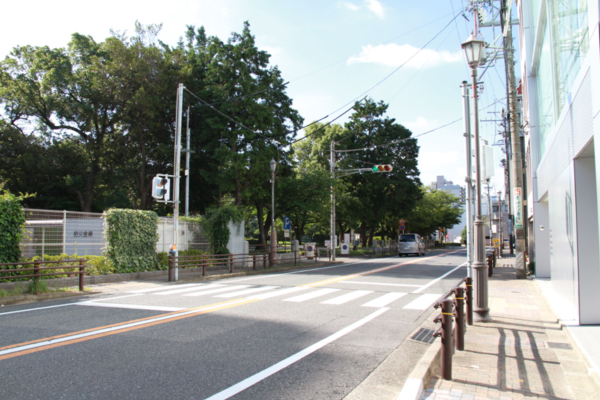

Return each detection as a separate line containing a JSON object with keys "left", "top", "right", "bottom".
{"left": 224, "top": 257, "right": 397, "bottom": 284}
{"left": 214, "top": 286, "right": 279, "bottom": 298}
{"left": 182, "top": 285, "right": 252, "bottom": 297}
{"left": 283, "top": 288, "right": 340, "bottom": 303}
{"left": 76, "top": 302, "right": 184, "bottom": 312}
{"left": 0, "top": 303, "right": 73, "bottom": 316}
{"left": 321, "top": 290, "right": 373, "bottom": 305}
{"left": 83, "top": 294, "right": 143, "bottom": 302}
{"left": 403, "top": 294, "right": 441, "bottom": 310}
{"left": 153, "top": 283, "right": 223, "bottom": 295}
{"left": 248, "top": 286, "right": 308, "bottom": 300}
{"left": 411, "top": 263, "right": 467, "bottom": 294}
{"left": 126, "top": 283, "right": 200, "bottom": 293}
{"left": 204, "top": 307, "right": 390, "bottom": 400}
{"left": 361, "top": 292, "right": 407, "bottom": 308}
{"left": 341, "top": 281, "right": 422, "bottom": 288}
{"left": 0, "top": 299, "right": 250, "bottom": 357}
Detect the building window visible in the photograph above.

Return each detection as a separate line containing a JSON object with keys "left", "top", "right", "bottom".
{"left": 493, "top": 205, "right": 499, "bottom": 212}
{"left": 550, "top": 0, "right": 589, "bottom": 113}
{"left": 537, "top": 24, "right": 554, "bottom": 156}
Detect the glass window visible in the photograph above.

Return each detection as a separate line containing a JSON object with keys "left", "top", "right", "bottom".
{"left": 493, "top": 205, "right": 499, "bottom": 212}
{"left": 537, "top": 24, "right": 554, "bottom": 156}
{"left": 550, "top": 0, "right": 589, "bottom": 112}
{"left": 400, "top": 235, "right": 416, "bottom": 242}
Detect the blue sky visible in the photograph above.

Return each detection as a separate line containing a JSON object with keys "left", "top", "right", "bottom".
{"left": 1, "top": 0, "right": 514, "bottom": 194}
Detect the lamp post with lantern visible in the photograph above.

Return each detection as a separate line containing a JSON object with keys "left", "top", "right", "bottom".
{"left": 269, "top": 158, "right": 277, "bottom": 268}
{"left": 461, "top": 33, "right": 491, "bottom": 322}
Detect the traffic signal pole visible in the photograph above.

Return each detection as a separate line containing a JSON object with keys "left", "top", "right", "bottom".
{"left": 172, "top": 83, "right": 184, "bottom": 281}
{"left": 330, "top": 140, "right": 336, "bottom": 262}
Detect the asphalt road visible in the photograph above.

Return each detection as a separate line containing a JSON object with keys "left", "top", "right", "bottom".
{"left": 0, "top": 249, "right": 467, "bottom": 400}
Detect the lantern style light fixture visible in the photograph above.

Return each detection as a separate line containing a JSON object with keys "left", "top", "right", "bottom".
{"left": 462, "top": 32, "right": 491, "bottom": 322}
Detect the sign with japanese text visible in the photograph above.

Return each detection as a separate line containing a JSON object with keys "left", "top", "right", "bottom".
{"left": 513, "top": 187, "right": 523, "bottom": 229}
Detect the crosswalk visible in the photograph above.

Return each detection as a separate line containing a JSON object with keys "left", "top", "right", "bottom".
{"left": 122, "top": 283, "right": 441, "bottom": 311}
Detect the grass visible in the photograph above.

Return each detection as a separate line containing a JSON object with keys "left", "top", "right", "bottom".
{"left": 0, "top": 281, "right": 86, "bottom": 298}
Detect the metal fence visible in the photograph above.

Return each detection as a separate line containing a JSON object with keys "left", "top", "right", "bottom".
{"left": 20, "top": 209, "right": 209, "bottom": 258}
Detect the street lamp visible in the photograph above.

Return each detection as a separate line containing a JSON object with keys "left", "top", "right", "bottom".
{"left": 461, "top": 33, "right": 491, "bottom": 322}
{"left": 270, "top": 158, "right": 277, "bottom": 268}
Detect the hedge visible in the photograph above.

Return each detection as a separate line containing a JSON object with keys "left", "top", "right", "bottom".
{"left": 0, "top": 189, "right": 27, "bottom": 264}
{"left": 104, "top": 209, "right": 159, "bottom": 273}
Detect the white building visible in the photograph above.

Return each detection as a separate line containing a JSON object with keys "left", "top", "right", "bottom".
{"left": 518, "top": 0, "right": 600, "bottom": 324}
{"left": 432, "top": 176, "right": 466, "bottom": 242}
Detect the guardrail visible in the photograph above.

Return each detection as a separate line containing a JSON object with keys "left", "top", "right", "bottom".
{"left": 0, "top": 259, "right": 87, "bottom": 291}
{"left": 432, "top": 277, "right": 473, "bottom": 380}
{"left": 168, "top": 250, "right": 321, "bottom": 281}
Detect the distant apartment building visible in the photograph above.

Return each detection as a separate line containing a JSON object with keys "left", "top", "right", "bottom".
{"left": 432, "top": 176, "right": 466, "bottom": 242}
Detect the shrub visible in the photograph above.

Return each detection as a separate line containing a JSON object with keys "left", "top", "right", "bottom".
{"left": 104, "top": 209, "right": 159, "bottom": 273}
{"left": 200, "top": 206, "right": 242, "bottom": 255}
{"left": 0, "top": 186, "right": 29, "bottom": 263}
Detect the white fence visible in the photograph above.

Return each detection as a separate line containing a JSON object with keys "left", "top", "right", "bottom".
{"left": 20, "top": 209, "right": 210, "bottom": 258}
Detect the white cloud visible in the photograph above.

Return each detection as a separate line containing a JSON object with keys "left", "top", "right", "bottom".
{"left": 404, "top": 116, "right": 433, "bottom": 132}
{"left": 348, "top": 43, "right": 462, "bottom": 68}
{"left": 339, "top": 1, "right": 360, "bottom": 11}
{"left": 365, "top": 0, "right": 384, "bottom": 18}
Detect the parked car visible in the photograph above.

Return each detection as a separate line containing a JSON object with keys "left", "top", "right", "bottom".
{"left": 398, "top": 233, "right": 425, "bottom": 256}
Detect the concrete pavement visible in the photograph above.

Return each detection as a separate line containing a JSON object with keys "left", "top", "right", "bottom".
{"left": 417, "top": 254, "right": 600, "bottom": 400}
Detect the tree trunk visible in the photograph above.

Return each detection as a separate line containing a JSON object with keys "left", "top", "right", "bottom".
{"left": 360, "top": 223, "right": 367, "bottom": 247}
{"left": 368, "top": 225, "right": 375, "bottom": 247}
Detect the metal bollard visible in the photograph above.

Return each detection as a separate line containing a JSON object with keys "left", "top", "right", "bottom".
{"left": 229, "top": 254, "right": 234, "bottom": 273}
{"left": 441, "top": 299, "right": 454, "bottom": 380}
{"left": 253, "top": 254, "right": 256, "bottom": 271}
{"left": 263, "top": 253, "right": 267, "bottom": 269}
{"left": 168, "top": 256, "right": 174, "bottom": 282}
{"left": 202, "top": 255, "right": 206, "bottom": 276}
{"left": 454, "top": 287, "right": 465, "bottom": 351}
{"left": 465, "top": 277, "right": 473, "bottom": 326}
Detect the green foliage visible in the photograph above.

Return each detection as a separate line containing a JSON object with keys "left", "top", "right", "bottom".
{"left": 200, "top": 205, "right": 242, "bottom": 254}
{"left": 26, "top": 279, "right": 49, "bottom": 295}
{"left": 407, "top": 187, "right": 463, "bottom": 237}
{"left": 0, "top": 185, "right": 32, "bottom": 263}
{"left": 104, "top": 209, "right": 159, "bottom": 272}
{"left": 461, "top": 225, "right": 467, "bottom": 245}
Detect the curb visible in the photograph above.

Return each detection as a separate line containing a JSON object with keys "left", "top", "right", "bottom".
{"left": 396, "top": 337, "right": 441, "bottom": 400}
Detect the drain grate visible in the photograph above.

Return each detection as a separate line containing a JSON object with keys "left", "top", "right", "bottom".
{"left": 411, "top": 328, "right": 436, "bottom": 344}
{"left": 547, "top": 342, "right": 572, "bottom": 350}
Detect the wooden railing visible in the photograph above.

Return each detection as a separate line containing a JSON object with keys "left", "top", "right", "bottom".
{"left": 0, "top": 259, "right": 87, "bottom": 291}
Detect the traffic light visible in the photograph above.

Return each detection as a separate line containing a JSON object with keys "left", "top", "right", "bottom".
{"left": 152, "top": 176, "right": 170, "bottom": 201}
{"left": 372, "top": 165, "right": 393, "bottom": 172}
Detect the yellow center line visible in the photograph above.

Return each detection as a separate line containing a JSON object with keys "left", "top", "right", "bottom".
{"left": 2, "top": 249, "right": 463, "bottom": 360}
{"left": 0, "top": 298, "right": 258, "bottom": 361}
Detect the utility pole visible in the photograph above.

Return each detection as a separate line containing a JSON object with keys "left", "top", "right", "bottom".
{"left": 501, "top": 0, "right": 526, "bottom": 277}
{"left": 462, "top": 81, "right": 473, "bottom": 277}
{"left": 185, "top": 107, "right": 191, "bottom": 217}
{"left": 330, "top": 140, "right": 336, "bottom": 262}
{"left": 486, "top": 180, "right": 493, "bottom": 246}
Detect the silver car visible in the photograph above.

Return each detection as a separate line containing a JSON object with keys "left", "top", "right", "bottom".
{"left": 398, "top": 233, "right": 425, "bottom": 256}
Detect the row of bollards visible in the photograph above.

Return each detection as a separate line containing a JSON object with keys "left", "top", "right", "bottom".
{"left": 433, "top": 277, "right": 473, "bottom": 380}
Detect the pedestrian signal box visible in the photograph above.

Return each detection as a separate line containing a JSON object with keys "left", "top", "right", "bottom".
{"left": 152, "top": 176, "right": 171, "bottom": 201}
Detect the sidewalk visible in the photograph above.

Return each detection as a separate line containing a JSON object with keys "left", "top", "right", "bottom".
{"left": 420, "top": 255, "right": 600, "bottom": 400}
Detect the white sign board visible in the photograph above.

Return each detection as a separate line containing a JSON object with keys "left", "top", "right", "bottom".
{"left": 284, "top": 229, "right": 290, "bottom": 238}
{"left": 513, "top": 187, "right": 523, "bottom": 229}
{"left": 344, "top": 233, "right": 350, "bottom": 244}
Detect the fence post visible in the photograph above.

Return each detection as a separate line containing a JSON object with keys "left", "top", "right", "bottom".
{"left": 168, "top": 255, "right": 174, "bottom": 282}
{"left": 33, "top": 260, "right": 40, "bottom": 292}
{"left": 465, "top": 277, "right": 473, "bottom": 326}
{"left": 488, "top": 254, "right": 493, "bottom": 277}
{"left": 201, "top": 254, "right": 206, "bottom": 277}
{"left": 253, "top": 254, "right": 256, "bottom": 271}
{"left": 454, "top": 287, "right": 465, "bottom": 351}
{"left": 79, "top": 258, "right": 85, "bottom": 291}
{"left": 229, "top": 254, "right": 234, "bottom": 273}
{"left": 441, "top": 299, "right": 454, "bottom": 380}
{"left": 263, "top": 253, "right": 267, "bottom": 269}
{"left": 294, "top": 251, "right": 297, "bottom": 266}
